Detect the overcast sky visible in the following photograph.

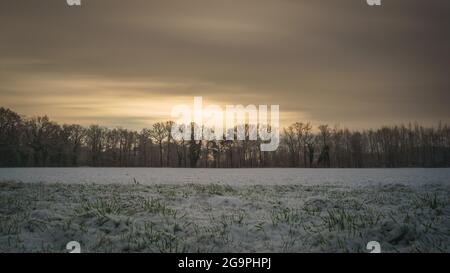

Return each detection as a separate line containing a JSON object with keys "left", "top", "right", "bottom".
{"left": 0, "top": 0, "right": 449, "bottom": 129}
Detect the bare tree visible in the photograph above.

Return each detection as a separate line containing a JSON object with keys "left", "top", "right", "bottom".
{"left": 165, "top": 121, "right": 175, "bottom": 167}
{"left": 150, "top": 122, "right": 168, "bottom": 167}
{"left": 86, "top": 125, "right": 106, "bottom": 166}
{"left": 138, "top": 128, "right": 152, "bottom": 167}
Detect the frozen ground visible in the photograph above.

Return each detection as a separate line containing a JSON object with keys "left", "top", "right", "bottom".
{"left": 1, "top": 168, "right": 450, "bottom": 185}
{"left": 0, "top": 168, "right": 449, "bottom": 253}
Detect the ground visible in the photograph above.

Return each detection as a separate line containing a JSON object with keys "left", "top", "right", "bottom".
{"left": 1, "top": 181, "right": 449, "bottom": 253}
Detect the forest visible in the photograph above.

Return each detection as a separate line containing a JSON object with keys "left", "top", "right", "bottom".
{"left": 0, "top": 107, "right": 449, "bottom": 168}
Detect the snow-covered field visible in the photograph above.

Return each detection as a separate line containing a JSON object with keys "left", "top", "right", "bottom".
{"left": 0, "top": 168, "right": 449, "bottom": 253}
{"left": 1, "top": 168, "right": 450, "bottom": 185}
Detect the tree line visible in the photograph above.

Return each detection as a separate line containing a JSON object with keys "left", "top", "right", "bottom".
{"left": 0, "top": 107, "right": 449, "bottom": 168}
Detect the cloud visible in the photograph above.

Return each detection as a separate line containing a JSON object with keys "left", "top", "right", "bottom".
{"left": 0, "top": 0, "right": 449, "bottom": 129}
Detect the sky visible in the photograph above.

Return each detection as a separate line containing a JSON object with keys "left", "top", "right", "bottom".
{"left": 0, "top": 0, "right": 449, "bottom": 130}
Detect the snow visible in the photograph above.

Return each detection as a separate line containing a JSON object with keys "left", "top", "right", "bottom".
{"left": 0, "top": 168, "right": 449, "bottom": 185}
{"left": 0, "top": 168, "right": 449, "bottom": 253}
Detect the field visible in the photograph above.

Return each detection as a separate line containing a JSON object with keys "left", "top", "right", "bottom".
{"left": 0, "top": 168, "right": 449, "bottom": 253}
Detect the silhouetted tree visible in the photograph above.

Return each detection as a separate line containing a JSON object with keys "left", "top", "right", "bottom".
{"left": 1, "top": 107, "right": 449, "bottom": 168}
